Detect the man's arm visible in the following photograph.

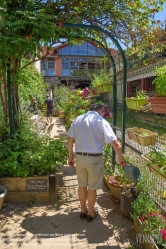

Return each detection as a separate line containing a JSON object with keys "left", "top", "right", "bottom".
{"left": 52, "top": 100, "right": 54, "bottom": 108}
{"left": 67, "top": 136, "right": 75, "bottom": 167}
{"left": 111, "top": 139, "right": 126, "bottom": 166}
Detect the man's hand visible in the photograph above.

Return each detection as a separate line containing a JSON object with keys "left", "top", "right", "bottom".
{"left": 68, "top": 158, "right": 75, "bottom": 167}
{"left": 67, "top": 136, "right": 74, "bottom": 167}
{"left": 117, "top": 155, "right": 126, "bottom": 167}
{"left": 111, "top": 140, "right": 126, "bottom": 167}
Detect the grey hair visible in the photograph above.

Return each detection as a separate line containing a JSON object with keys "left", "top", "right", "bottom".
{"left": 89, "top": 103, "right": 104, "bottom": 111}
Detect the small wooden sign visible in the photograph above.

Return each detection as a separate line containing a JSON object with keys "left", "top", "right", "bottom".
{"left": 26, "top": 179, "right": 47, "bottom": 193}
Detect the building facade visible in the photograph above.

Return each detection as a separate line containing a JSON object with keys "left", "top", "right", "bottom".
{"left": 38, "top": 41, "right": 118, "bottom": 90}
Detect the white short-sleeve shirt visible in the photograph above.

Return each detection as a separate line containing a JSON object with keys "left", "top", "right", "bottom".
{"left": 67, "top": 111, "right": 117, "bottom": 153}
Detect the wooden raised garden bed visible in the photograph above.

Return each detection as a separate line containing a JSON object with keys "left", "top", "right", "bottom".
{"left": 0, "top": 173, "right": 63, "bottom": 203}
{"left": 126, "top": 127, "right": 158, "bottom": 146}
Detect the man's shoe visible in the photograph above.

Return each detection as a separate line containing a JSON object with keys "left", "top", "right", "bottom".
{"left": 86, "top": 208, "right": 98, "bottom": 222}
{"left": 80, "top": 212, "right": 87, "bottom": 220}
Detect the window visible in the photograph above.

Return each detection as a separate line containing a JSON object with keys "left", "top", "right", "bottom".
{"left": 48, "top": 62, "right": 55, "bottom": 68}
{"left": 61, "top": 57, "right": 104, "bottom": 76}
{"left": 41, "top": 59, "right": 55, "bottom": 76}
{"left": 59, "top": 41, "right": 105, "bottom": 56}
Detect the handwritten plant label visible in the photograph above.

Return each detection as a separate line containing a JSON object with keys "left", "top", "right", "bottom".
{"left": 26, "top": 179, "right": 47, "bottom": 193}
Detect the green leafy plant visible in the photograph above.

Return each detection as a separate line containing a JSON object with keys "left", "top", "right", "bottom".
{"left": 0, "top": 123, "right": 68, "bottom": 177}
{"left": 103, "top": 144, "right": 115, "bottom": 176}
{"left": 144, "top": 147, "right": 166, "bottom": 177}
{"left": 131, "top": 192, "right": 166, "bottom": 248}
{"left": 29, "top": 197, "right": 36, "bottom": 206}
{"left": 126, "top": 90, "right": 147, "bottom": 100}
{"left": 153, "top": 65, "right": 166, "bottom": 96}
{"left": 91, "top": 70, "right": 113, "bottom": 87}
{"left": 103, "top": 145, "right": 133, "bottom": 187}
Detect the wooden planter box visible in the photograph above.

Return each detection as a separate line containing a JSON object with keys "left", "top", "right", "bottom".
{"left": 134, "top": 218, "right": 159, "bottom": 249}
{"left": 126, "top": 98, "right": 147, "bottom": 111}
{"left": 0, "top": 173, "right": 62, "bottom": 203}
{"left": 126, "top": 127, "right": 158, "bottom": 146}
{"left": 148, "top": 97, "right": 166, "bottom": 114}
{"left": 142, "top": 152, "right": 166, "bottom": 181}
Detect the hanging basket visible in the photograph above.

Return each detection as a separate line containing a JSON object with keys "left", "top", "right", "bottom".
{"left": 102, "top": 84, "right": 113, "bottom": 93}
{"left": 126, "top": 98, "right": 147, "bottom": 111}
{"left": 96, "top": 85, "right": 104, "bottom": 93}
{"left": 126, "top": 127, "right": 158, "bottom": 146}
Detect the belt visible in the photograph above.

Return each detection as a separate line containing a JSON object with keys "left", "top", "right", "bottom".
{"left": 76, "top": 152, "right": 102, "bottom": 156}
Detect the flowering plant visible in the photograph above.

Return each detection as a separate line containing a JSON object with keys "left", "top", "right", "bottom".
{"left": 131, "top": 192, "right": 166, "bottom": 248}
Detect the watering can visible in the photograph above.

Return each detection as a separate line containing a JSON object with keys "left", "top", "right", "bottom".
{"left": 123, "top": 162, "right": 141, "bottom": 194}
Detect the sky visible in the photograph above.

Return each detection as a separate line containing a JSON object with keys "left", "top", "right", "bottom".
{"left": 154, "top": 2, "right": 166, "bottom": 22}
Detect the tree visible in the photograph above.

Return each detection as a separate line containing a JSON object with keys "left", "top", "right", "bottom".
{"left": 0, "top": 0, "right": 165, "bottom": 133}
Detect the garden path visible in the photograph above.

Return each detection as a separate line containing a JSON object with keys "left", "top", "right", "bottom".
{"left": 0, "top": 117, "right": 142, "bottom": 249}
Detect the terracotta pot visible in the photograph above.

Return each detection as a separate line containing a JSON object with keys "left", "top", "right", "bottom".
{"left": 54, "top": 110, "right": 60, "bottom": 117}
{"left": 104, "top": 175, "right": 122, "bottom": 202}
{"left": 0, "top": 185, "right": 7, "bottom": 210}
{"left": 148, "top": 97, "right": 166, "bottom": 114}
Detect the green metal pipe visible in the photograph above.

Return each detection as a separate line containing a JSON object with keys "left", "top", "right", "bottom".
{"left": 88, "top": 37, "right": 117, "bottom": 166}
{"left": 109, "top": 55, "right": 117, "bottom": 166}
{"left": 63, "top": 23, "right": 127, "bottom": 153}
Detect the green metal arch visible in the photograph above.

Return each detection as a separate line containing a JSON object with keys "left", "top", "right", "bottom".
{"left": 63, "top": 23, "right": 126, "bottom": 153}
{"left": 87, "top": 37, "right": 117, "bottom": 166}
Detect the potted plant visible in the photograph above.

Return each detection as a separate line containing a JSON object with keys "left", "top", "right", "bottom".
{"left": 148, "top": 65, "right": 166, "bottom": 114}
{"left": 0, "top": 185, "right": 7, "bottom": 210}
{"left": 91, "top": 70, "right": 113, "bottom": 94}
{"left": 54, "top": 103, "right": 62, "bottom": 117}
{"left": 125, "top": 90, "right": 148, "bottom": 111}
{"left": 142, "top": 147, "right": 166, "bottom": 180}
{"left": 131, "top": 192, "right": 166, "bottom": 249}
{"left": 120, "top": 165, "right": 155, "bottom": 218}
{"left": 103, "top": 145, "right": 133, "bottom": 202}
{"left": 126, "top": 127, "right": 158, "bottom": 146}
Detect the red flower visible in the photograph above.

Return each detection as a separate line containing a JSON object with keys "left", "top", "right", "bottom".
{"left": 140, "top": 216, "right": 146, "bottom": 221}
{"left": 147, "top": 211, "right": 158, "bottom": 217}
{"left": 160, "top": 228, "right": 166, "bottom": 240}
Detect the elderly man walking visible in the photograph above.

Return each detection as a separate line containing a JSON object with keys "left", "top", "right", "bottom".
{"left": 67, "top": 103, "right": 126, "bottom": 222}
